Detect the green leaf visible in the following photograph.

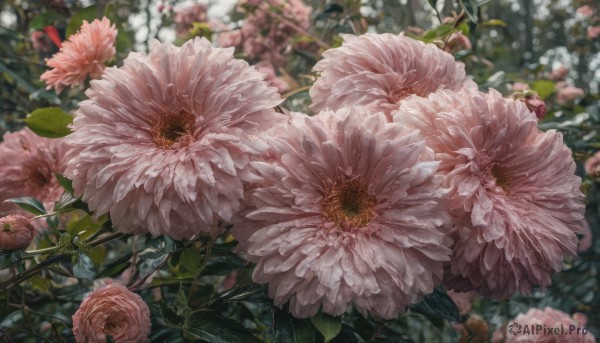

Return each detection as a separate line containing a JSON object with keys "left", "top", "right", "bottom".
{"left": 66, "top": 5, "right": 99, "bottom": 38}
{"left": 30, "top": 10, "right": 63, "bottom": 29}
{"left": 161, "top": 306, "right": 183, "bottom": 326}
{"left": 5, "top": 197, "right": 47, "bottom": 215}
{"left": 480, "top": 19, "right": 506, "bottom": 27}
{"left": 532, "top": 80, "right": 556, "bottom": 100}
{"left": 55, "top": 173, "right": 74, "bottom": 195}
{"left": 310, "top": 312, "right": 342, "bottom": 343}
{"left": 73, "top": 252, "right": 96, "bottom": 280}
{"left": 0, "top": 250, "right": 23, "bottom": 269}
{"left": 273, "top": 307, "right": 315, "bottom": 343}
{"left": 97, "top": 254, "right": 132, "bottom": 278}
{"left": 138, "top": 252, "right": 170, "bottom": 279}
{"left": 25, "top": 107, "right": 73, "bottom": 138}
{"left": 179, "top": 247, "right": 202, "bottom": 272}
{"left": 188, "top": 284, "right": 214, "bottom": 309}
{"left": 183, "top": 311, "right": 262, "bottom": 343}
{"left": 427, "top": 0, "right": 438, "bottom": 9}
{"left": 53, "top": 192, "right": 78, "bottom": 212}
{"left": 219, "top": 283, "right": 269, "bottom": 302}
{"left": 409, "top": 288, "right": 460, "bottom": 322}
{"left": 458, "top": 0, "right": 478, "bottom": 22}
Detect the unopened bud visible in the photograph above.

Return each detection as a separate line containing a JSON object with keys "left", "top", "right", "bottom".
{"left": 0, "top": 215, "right": 34, "bottom": 250}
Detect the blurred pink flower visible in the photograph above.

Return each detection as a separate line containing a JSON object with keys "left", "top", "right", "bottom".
{"left": 584, "top": 151, "right": 600, "bottom": 177}
{"left": 238, "top": 0, "right": 312, "bottom": 65}
{"left": 0, "top": 128, "right": 67, "bottom": 214}
{"left": 72, "top": 283, "right": 151, "bottom": 343}
{"left": 557, "top": 86, "right": 585, "bottom": 104}
{"left": 64, "top": 37, "right": 284, "bottom": 240}
{"left": 576, "top": 5, "right": 594, "bottom": 17}
{"left": 551, "top": 66, "right": 569, "bottom": 81}
{"left": 587, "top": 26, "right": 600, "bottom": 39}
{"left": 233, "top": 109, "right": 452, "bottom": 319}
{"left": 254, "top": 61, "right": 288, "bottom": 93}
{"left": 310, "top": 33, "right": 476, "bottom": 119}
{"left": 40, "top": 17, "right": 117, "bottom": 94}
{"left": 0, "top": 215, "right": 34, "bottom": 250}
{"left": 513, "top": 91, "right": 546, "bottom": 119}
{"left": 212, "top": 21, "right": 243, "bottom": 48}
{"left": 173, "top": 3, "right": 208, "bottom": 38}
{"left": 30, "top": 31, "right": 52, "bottom": 53}
{"left": 444, "top": 32, "right": 472, "bottom": 54}
{"left": 447, "top": 290, "right": 477, "bottom": 316}
{"left": 506, "top": 307, "right": 596, "bottom": 343}
{"left": 512, "top": 82, "right": 530, "bottom": 91}
{"left": 395, "top": 89, "right": 585, "bottom": 298}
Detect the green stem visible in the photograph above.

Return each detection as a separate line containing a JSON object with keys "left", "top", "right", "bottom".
{"left": 188, "top": 242, "right": 212, "bottom": 302}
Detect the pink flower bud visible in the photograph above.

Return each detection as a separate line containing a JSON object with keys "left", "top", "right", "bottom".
{"left": 556, "top": 86, "right": 585, "bottom": 105}
{"left": 588, "top": 25, "right": 600, "bottom": 40}
{"left": 550, "top": 65, "right": 569, "bottom": 81}
{"left": 513, "top": 90, "right": 546, "bottom": 119}
{"left": 73, "top": 283, "right": 151, "bottom": 343}
{"left": 511, "top": 82, "right": 529, "bottom": 91}
{"left": 0, "top": 215, "right": 34, "bottom": 250}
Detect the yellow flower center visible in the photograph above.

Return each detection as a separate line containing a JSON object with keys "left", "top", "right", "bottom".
{"left": 323, "top": 179, "right": 378, "bottom": 228}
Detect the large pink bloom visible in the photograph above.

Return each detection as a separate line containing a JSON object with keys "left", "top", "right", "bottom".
{"left": 0, "top": 128, "right": 67, "bottom": 213}
{"left": 41, "top": 17, "right": 117, "bottom": 94}
{"left": 72, "top": 283, "right": 151, "bottom": 343}
{"left": 506, "top": 307, "right": 595, "bottom": 343}
{"left": 233, "top": 109, "right": 452, "bottom": 319}
{"left": 64, "top": 37, "right": 284, "bottom": 240}
{"left": 394, "top": 89, "right": 585, "bottom": 298}
{"left": 309, "top": 33, "right": 475, "bottom": 118}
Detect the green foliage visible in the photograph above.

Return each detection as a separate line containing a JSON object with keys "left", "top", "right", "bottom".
{"left": 25, "top": 107, "right": 73, "bottom": 138}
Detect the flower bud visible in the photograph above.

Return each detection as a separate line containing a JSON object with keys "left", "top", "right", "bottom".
{"left": 0, "top": 215, "right": 34, "bottom": 250}
{"left": 512, "top": 90, "right": 546, "bottom": 119}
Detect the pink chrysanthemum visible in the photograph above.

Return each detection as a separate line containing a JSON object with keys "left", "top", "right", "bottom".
{"left": 309, "top": 33, "right": 476, "bottom": 119}
{"left": 72, "top": 283, "right": 151, "bottom": 343}
{"left": 40, "top": 17, "right": 117, "bottom": 94}
{"left": 0, "top": 128, "right": 67, "bottom": 213}
{"left": 233, "top": 109, "right": 452, "bottom": 319}
{"left": 394, "top": 89, "right": 585, "bottom": 298}
{"left": 64, "top": 37, "right": 284, "bottom": 240}
{"left": 506, "top": 307, "right": 596, "bottom": 343}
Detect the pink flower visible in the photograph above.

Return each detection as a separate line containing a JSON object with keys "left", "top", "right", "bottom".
{"left": 584, "top": 151, "right": 600, "bottom": 178}
{"left": 506, "top": 307, "right": 596, "bottom": 343}
{"left": 513, "top": 91, "right": 546, "bottom": 119}
{"left": 576, "top": 5, "right": 594, "bottom": 17}
{"left": 0, "top": 215, "right": 34, "bottom": 250}
{"left": 587, "top": 26, "right": 600, "bottom": 40}
{"left": 72, "top": 283, "right": 151, "bottom": 343}
{"left": 557, "top": 86, "right": 585, "bottom": 104}
{"left": 64, "top": 37, "right": 284, "bottom": 240}
{"left": 577, "top": 220, "right": 593, "bottom": 253}
{"left": 447, "top": 290, "right": 477, "bottom": 316}
{"left": 238, "top": 0, "right": 312, "bottom": 65}
{"left": 31, "top": 31, "right": 53, "bottom": 53}
{"left": 254, "top": 61, "right": 288, "bottom": 93}
{"left": 173, "top": 3, "right": 208, "bottom": 38}
{"left": 40, "top": 17, "right": 117, "bottom": 94}
{"left": 233, "top": 109, "right": 452, "bottom": 319}
{"left": 394, "top": 89, "right": 585, "bottom": 298}
{"left": 310, "top": 33, "right": 476, "bottom": 119}
{"left": 551, "top": 66, "right": 569, "bottom": 81}
{"left": 511, "top": 82, "right": 530, "bottom": 91}
{"left": 444, "top": 32, "right": 472, "bottom": 54}
{"left": 0, "top": 128, "right": 67, "bottom": 213}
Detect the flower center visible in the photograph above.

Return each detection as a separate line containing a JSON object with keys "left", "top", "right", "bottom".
{"left": 103, "top": 315, "right": 124, "bottom": 335}
{"left": 390, "top": 86, "right": 417, "bottom": 103}
{"left": 491, "top": 164, "right": 510, "bottom": 190}
{"left": 22, "top": 164, "right": 51, "bottom": 192}
{"left": 323, "top": 179, "right": 377, "bottom": 228}
{"left": 151, "top": 111, "right": 195, "bottom": 148}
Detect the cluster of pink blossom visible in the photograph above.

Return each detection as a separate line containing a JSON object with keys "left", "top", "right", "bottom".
{"left": 173, "top": 3, "right": 208, "bottom": 38}
{"left": 0, "top": 15, "right": 591, "bottom": 338}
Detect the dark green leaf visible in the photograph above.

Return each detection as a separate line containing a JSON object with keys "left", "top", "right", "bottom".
{"left": 25, "top": 107, "right": 73, "bottom": 138}
{"left": 409, "top": 288, "right": 460, "bottom": 322}
{"left": 66, "top": 5, "right": 99, "bottom": 38}
{"left": 183, "top": 311, "right": 261, "bottom": 343}
{"left": 188, "top": 284, "right": 214, "bottom": 309}
{"left": 179, "top": 247, "right": 202, "bottom": 272}
{"left": 55, "top": 173, "right": 75, "bottom": 195}
{"left": 0, "top": 250, "right": 23, "bottom": 269}
{"left": 53, "top": 192, "right": 78, "bottom": 212}
{"left": 138, "top": 252, "right": 170, "bottom": 279}
{"left": 5, "top": 197, "right": 47, "bottom": 215}
{"left": 219, "top": 283, "right": 269, "bottom": 302}
{"left": 97, "top": 254, "right": 132, "bottom": 278}
{"left": 161, "top": 306, "right": 184, "bottom": 326}
{"left": 458, "top": 0, "right": 478, "bottom": 22}
{"left": 310, "top": 312, "right": 342, "bottom": 343}
{"left": 273, "top": 307, "right": 315, "bottom": 343}
{"left": 73, "top": 252, "right": 96, "bottom": 280}
{"left": 427, "top": 0, "right": 438, "bottom": 10}
{"left": 30, "top": 10, "right": 62, "bottom": 29}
